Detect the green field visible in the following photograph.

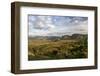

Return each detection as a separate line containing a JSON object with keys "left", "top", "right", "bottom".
{"left": 28, "top": 35, "right": 88, "bottom": 60}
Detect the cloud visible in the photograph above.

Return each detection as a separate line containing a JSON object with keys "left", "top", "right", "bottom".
{"left": 29, "top": 16, "right": 55, "bottom": 30}
{"left": 28, "top": 15, "right": 88, "bottom": 36}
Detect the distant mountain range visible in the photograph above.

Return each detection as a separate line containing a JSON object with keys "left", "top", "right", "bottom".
{"left": 62, "top": 34, "right": 87, "bottom": 40}
{"left": 29, "top": 34, "right": 87, "bottom": 40}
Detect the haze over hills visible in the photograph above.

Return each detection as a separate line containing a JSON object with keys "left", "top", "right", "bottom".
{"left": 29, "top": 34, "right": 87, "bottom": 40}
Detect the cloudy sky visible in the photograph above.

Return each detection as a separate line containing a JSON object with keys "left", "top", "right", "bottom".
{"left": 28, "top": 15, "right": 88, "bottom": 37}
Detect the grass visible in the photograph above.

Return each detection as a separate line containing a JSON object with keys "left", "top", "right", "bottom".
{"left": 28, "top": 37, "right": 88, "bottom": 60}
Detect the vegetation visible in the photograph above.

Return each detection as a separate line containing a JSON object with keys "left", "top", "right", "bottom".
{"left": 28, "top": 34, "right": 88, "bottom": 60}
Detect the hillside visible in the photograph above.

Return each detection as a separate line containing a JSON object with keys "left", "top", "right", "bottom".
{"left": 28, "top": 33, "right": 88, "bottom": 60}
{"left": 29, "top": 34, "right": 87, "bottom": 40}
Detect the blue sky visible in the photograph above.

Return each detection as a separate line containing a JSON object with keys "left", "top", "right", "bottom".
{"left": 28, "top": 15, "right": 88, "bottom": 37}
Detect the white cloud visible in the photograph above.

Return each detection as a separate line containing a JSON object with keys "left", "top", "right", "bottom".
{"left": 31, "top": 16, "right": 55, "bottom": 30}
{"left": 28, "top": 15, "right": 88, "bottom": 37}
